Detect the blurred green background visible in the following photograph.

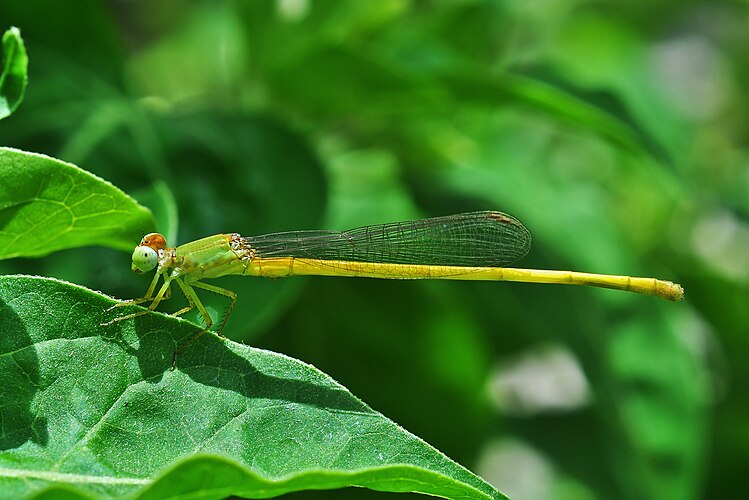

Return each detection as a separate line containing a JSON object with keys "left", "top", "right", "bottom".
{"left": 1, "top": 1, "right": 747, "bottom": 499}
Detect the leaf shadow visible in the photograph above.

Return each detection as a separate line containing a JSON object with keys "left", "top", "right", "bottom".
{"left": 180, "top": 340, "right": 375, "bottom": 415}
{"left": 103, "top": 311, "right": 373, "bottom": 415}
{"left": 0, "top": 296, "right": 49, "bottom": 450}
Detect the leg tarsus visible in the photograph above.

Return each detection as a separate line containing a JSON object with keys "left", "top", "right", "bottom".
{"left": 171, "top": 305, "right": 195, "bottom": 317}
{"left": 105, "top": 296, "right": 151, "bottom": 313}
{"left": 101, "top": 308, "right": 152, "bottom": 326}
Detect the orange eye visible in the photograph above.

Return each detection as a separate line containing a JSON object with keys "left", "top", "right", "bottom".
{"left": 139, "top": 233, "right": 167, "bottom": 250}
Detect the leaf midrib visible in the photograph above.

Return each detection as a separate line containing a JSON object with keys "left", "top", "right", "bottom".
{"left": 0, "top": 466, "right": 150, "bottom": 485}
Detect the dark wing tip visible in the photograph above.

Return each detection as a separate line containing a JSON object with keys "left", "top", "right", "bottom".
{"left": 486, "top": 211, "right": 516, "bottom": 224}
{"left": 485, "top": 210, "right": 532, "bottom": 264}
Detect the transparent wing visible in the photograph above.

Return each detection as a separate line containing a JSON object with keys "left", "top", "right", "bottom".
{"left": 244, "top": 211, "right": 531, "bottom": 267}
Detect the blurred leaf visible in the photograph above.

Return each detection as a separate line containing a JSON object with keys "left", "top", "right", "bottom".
{"left": 0, "top": 147, "right": 155, "bottom": 259}
{"left": 132, "top": 180, "right": 178, "bottom": 245}
{"left": 601, "top": 312, "right": 708, "bottom": 500}
{"left": 262, "top": 45, "right": 439, "bottom": 136}
{"left": 0, "top": 275, "right": 505, "bottom": 500}
{"left": 125, "top": 4, "right": 246, "bottom": 105}
{"left": 0, "top": 1, "right": 124, "bottom": 81}
{"left": 547, "top": 14, "right": 690, "bottom": 163}
{"left": 257, "top": 25, "right": 670, "bottom": 166}
{"left": 0, "top": 27, "right": 27, "bottom": 120}
{"left": 437, "top": 68, "right": 671, "bottom": 165}
{"left": 322, "top": 146, "right": 420, "bottom": 227}
{"left": 235, "top": 1, "right": 408, "bottom": 70}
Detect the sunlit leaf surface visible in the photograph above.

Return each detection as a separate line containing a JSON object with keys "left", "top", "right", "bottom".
{"left": 0, "top": 275, "right": 505, "bottom": 500}
{"left": 0, "top": 148, "right": 154, "bottom": 259}
{"left": 0, "top": 27, "right": 27, "bottom": 120}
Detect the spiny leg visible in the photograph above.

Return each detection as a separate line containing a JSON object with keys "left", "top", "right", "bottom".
{"left": 102, "top": 276, "right": 173, "bottom": 326}
{"left": 190, "top": 281, "right": 238, "bottom": 337}
{"left": 104, "top": 271, "right": 169, "bottom": 314}
{"left": 171, "top": 278, "right": 214, "bottom": 369}
{"left": 170, "top": 280, "right": 238, "bottom": 369}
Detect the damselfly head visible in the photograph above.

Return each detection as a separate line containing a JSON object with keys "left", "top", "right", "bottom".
{"left": 131, "top": 233, "right": 166, "bottom": 273}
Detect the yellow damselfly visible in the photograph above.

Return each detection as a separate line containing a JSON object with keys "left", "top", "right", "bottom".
{"left": 104, "top": 211, "right": 683, "bottom": 366}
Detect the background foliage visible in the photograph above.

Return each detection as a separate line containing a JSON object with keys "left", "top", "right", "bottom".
{"left": 1, "top": 0, "right": 747, "bottom": 499}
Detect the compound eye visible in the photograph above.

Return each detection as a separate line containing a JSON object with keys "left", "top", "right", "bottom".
{"left": 131, "top": 245, "right": 158, "bottom": 273}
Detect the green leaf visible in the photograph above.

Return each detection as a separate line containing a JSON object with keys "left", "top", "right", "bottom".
{"left": 437, "top": 69, "right": 671, "bottom": 165}
{"left": 131, "top": 180, "right": 179, "bottom": 247}
{"left": 0, "top": 275, "right": 505, "bottom": 500}
{"left": 259, "top": 31, "right": 670, "bottom": 166}
{"left": 0, "top": 147, "right": 155, "bottom": 259}
{"left": 0, "top": 27, "right": 27, "bottom": 120}
{"left": 602, "top": 312, "right": 707, "bottom": 499}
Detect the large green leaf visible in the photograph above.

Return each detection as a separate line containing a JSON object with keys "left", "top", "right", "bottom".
{"left": 0, "top": 147, "right": 155, "bottom": 259}
{"left": 0, "top": 275, "right": 506, "bottom": 500}
{"left": 0, "top": 27, "right": 27, "bottom": 120}
{"left": 262, "top": 40, "right": 670, "bottom": 165}
{"left": 434, "top": 68, "right": 671, "bottom": 166}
